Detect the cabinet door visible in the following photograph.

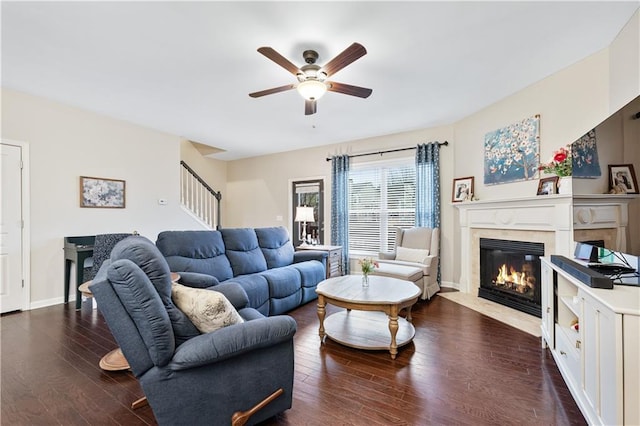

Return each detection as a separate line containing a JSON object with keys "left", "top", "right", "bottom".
{"left": 540, "top": 261, "right": 554, "bottom": 347}
{"left": 580, "top": 289, "right": 619, "bottom": 425}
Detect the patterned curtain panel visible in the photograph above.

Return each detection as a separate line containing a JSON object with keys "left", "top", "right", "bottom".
{"left": 331, "top": 155, "right": 350, "bottom": 274}
{"left": 415, "top": 142, "right": 441, "bottom": 282}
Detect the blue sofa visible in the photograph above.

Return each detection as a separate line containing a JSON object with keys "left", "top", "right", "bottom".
{"left": 156, "top": 227, "right": 327, "bottom": 316}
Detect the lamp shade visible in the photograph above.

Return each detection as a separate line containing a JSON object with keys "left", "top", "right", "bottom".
{"left": 295, "top": 206, "right": 315, "bottom": 223}
{"left": 296, "top": 80, "right": 327, "bottom": 101}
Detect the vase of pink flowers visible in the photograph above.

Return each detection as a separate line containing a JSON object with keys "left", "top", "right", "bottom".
{"left": 358, "top": 257, "right": 378, "bottom": 288}
{"left": 538, "top": 145, "right": 572, "bottom": 178}
{"left": 539, "top": 145, "right": 573, "bottom": 194}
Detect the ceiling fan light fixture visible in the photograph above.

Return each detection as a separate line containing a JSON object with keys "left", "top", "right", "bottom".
{"left": 297, "top": 80, "right": 327, "bottom": 101}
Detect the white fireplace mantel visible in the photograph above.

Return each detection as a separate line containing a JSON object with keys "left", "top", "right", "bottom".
{"left": 454, "top": 194, "right": 637, "bottom": 294}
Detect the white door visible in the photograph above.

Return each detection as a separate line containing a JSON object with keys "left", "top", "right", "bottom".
{"left": 0, "top": 143, "right": 24, "bottom": 313}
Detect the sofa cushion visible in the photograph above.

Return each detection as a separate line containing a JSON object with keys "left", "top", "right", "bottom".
{"left": 292, "top": 260, "right": 323, "bottom": 305}
{"left": 221, "top": 228, "right": 267, "bottom": 276}
{"left": 255, "top": 227, "right": 295, "bottom": 269}
{"left": 290, "top": 261, "right": 325, "bottom": 289}
{"left": 110, "top": 236, "right": 200, "bottom": 346}
{"left": 156, "top": 230, "right": 233, "bottom": 282}
{"left": 260, "top": 267, "right": 301, "bottom": 299}
{"left": 395, "top": 247, "right": 430, "bottom": 264}
{"left": 260, "top": 267, "right": 302, "bottom": 316}
{"left": 375, "top": 262, "right": 424, "bottom": 283}
{"left": 171, "top": 283, "right": 244, "bottom": 334}
{"left": 224, "top": 274, "right": 270, "bottom": 316}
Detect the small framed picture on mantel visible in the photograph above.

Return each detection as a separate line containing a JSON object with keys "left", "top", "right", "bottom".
{"left": 608, "top": 164, "right": 638, "bottom": 194}
{"left": 452, "top": 176, "right": 474, "bottom": 202}
{"left": 537, "top": 176, "right": 558, "bottom": 196}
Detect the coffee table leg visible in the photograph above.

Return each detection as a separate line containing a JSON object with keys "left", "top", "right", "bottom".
{"left": 317, "top": 295, "right": 326, "bottom": 342}
{"left": 406, "top": 305, "right": 413, "bottom": 322}
{"left": 388, "top": 306, "right": 399, "bottom": 359}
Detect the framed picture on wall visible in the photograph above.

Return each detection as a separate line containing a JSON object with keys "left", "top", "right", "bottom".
{"left": 80, "top": 176, "right": 126, "bottom": 208}
{"left": 452, "top": 176, "right": 474, "bottom": 202}
{"left": 536, "top": 176, "right": 558, "bottom": 196}
{"left": 608, "top": 164, "right": 638, "bottom": 194}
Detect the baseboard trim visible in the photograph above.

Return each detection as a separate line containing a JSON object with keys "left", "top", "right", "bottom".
{"left": 440, "top": 281, "right": 459, "bottom": 290}
{"left": 30, "top": 297, "right": 68, "bottom": 310}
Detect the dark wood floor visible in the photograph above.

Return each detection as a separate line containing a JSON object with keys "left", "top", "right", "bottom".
{"left": 1, "top": 292, "right": 586, "bottom": 425}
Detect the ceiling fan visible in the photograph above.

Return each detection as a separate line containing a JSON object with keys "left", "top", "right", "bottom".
{"left": 249, "top": 42, "right": 373, "bottom": 115}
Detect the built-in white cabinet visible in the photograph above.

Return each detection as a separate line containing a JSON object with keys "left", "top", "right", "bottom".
{"left": 541, "top": 257, "right": 639, "bottom": 425}
{"left": 580, "top": 288, "right": 619, "bottom": 425}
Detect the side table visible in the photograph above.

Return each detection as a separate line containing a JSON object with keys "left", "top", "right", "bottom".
{"left": 296, "top": 245, "right": 342, "bottom": 279}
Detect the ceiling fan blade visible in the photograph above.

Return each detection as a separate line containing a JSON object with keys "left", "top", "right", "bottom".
{"left": 249, "top": 84, "right": 296, "bottom": 98}
{"left": 257, "top": 47, "right": 301, "bottom": 76}
{"left": 322, "top": 42, "right": 367, "bottom": 77}
{"left": 327, "top": 81, "right": 373, "bottom": 98}
{"left": 305, "top": 99, "right": 317, "bottom": 115}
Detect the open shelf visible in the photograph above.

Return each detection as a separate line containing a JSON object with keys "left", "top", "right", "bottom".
{"left": 560, "top": 296, "right": 580, "bottom": 318}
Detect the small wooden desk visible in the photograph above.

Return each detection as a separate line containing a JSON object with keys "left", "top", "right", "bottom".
{"left": 63, "top": 235, "right": 95, "bottom": 309}
{"left": 315, "top": 275, "right": 420, "bottom": 359}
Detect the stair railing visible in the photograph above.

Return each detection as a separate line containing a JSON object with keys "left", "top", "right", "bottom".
{"left": 180, "top": 161, "right": 222, "bottom": 229}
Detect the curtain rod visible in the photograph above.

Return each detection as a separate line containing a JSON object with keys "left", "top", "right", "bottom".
{"left": 325, "top": 141, "right": 448, "bottom": 162}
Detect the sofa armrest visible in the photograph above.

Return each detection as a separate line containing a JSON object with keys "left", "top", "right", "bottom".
{"left": 177, "top": 272, "right": 219, "bottom": 289}
{"left": 210, "top": 282, "right": 250, "bottom": 310}
{"left": 424, "top": 254, "right": 438, "bottom": 270}
{"left": 377, "top": 255, "right": 438, "bottom": 275}
{"left": 168, "top": 316, "right": 297, "bottom": 371}
{"left": 378, "top": 251, "right": 396, "bottom": 260}
{"left": 293, "top": 250, "right": 328, "bottom": 264}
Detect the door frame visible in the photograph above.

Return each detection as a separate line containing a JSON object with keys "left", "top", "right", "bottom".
{"left": 1, "top": 139, "right": 31, "bottom": 311}
{"left": 288, "top": 176, "right": 325, "bottom": 246}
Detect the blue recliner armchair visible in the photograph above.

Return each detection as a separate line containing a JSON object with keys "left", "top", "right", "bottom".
{"left": 90, "top": 236, "right": 297, "bottom": 426}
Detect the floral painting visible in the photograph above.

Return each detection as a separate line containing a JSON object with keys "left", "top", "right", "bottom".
{"left": 572, "top": 128, "right": 601, "bottom": 178}
{"left": 484, "top": 115, "right": 540, "bottom": 185}
{"left": 80, "top": 176, "right": 126, "bottom": 208}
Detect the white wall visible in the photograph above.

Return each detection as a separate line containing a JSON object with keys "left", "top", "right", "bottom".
{"left": 610, "top": 8, "right": 640, "bottom": 112}
{"left": 226, "top": 126, "right": 456, "bottom": 285}
{"left": 1, "top": 88, "right": 203, "bottom": 307}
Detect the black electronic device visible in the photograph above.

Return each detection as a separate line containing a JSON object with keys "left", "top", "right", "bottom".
{"left": 550, "top": 255, "right": 614, "bottom": 289}
{"left": 587, "top": 262, "right": 637, "bottom": 275}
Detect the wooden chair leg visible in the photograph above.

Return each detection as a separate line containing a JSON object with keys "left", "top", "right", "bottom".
{"left": 231, "top": 388, "right": 284, "bottom": 426}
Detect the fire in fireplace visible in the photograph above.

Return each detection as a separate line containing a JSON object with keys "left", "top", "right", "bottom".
{"left": 479, "top": 238, "right": 544, "bottom": 317}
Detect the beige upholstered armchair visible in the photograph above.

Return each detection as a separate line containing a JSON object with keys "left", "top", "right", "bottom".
{"left": 376, "top": 227, "right": 440, "bottom": 300}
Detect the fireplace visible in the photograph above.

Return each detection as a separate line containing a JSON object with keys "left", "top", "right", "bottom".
{"left": 479, "top": 238, "right": 544, "bottom": 318}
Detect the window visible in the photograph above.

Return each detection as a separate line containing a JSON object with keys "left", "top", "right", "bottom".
{"left": 348, "top": 159, "right": 415, "bottom": 255}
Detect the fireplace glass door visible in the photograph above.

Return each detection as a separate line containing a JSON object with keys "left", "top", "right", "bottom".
{"left": 479, "top": 238, "right": 544, "bottom": 317}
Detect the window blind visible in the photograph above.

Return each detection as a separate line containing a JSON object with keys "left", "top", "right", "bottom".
{"left": 348, "top": 160, "right": 415, "bottom": 255}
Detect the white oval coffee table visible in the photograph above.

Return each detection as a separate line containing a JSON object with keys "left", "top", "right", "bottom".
{"left": 315, "top": 275, "right": 420, "bottom": 359}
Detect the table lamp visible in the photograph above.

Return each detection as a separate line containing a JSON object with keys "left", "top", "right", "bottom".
{"left": 295, "top": 206, "right": 315, "bottom": 245}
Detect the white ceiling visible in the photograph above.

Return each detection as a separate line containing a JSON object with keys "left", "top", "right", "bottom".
{"left": 2, "top": 1, "right": 638, "bottom": 160}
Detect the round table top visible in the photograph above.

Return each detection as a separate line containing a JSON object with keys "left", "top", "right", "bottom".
{"left": 316, "top": 274, "right": 420, "bottom": 305}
